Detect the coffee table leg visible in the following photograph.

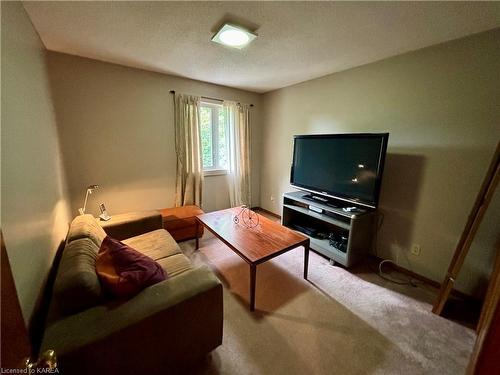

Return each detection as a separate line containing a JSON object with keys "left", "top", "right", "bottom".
{"left": 195, "top": 220, "right": 200, "bottom": 250}
{"left": 304, "top": 241, "right": 310, "bottom": 280}
{"left": 250, "top": 264, "right": 256, "bottom": 311}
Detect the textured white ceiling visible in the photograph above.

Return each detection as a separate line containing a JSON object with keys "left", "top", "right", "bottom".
{"left": 23, "top": 1, "right": 500, "bottom": 93}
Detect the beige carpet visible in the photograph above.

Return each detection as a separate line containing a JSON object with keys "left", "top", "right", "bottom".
{"left": 180, "top": 236, "right": 475, "bottom": 375}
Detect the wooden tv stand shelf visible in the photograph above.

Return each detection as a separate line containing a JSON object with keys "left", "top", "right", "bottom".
{"left": 282, "top": 191, "right": 376, "bottom": 267}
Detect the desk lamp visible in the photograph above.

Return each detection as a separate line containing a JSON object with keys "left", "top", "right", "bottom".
{"left": 78, "top": 185, "right": 99, "bottom": 215}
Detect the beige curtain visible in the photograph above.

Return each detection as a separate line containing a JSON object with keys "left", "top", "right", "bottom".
{"left": 174, "top": 93, "right": 203, "bottom": 207}
{"left": 225, "top": 101, "right": 251, "bottom": 207}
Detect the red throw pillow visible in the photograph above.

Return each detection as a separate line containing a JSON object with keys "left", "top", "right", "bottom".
{"left": 96, "top": 236, "right": 167, "bottom": 298}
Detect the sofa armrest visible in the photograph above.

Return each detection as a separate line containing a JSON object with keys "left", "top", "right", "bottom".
{"left": 41, "top": 265, "right": 223, "bottom": 373}
{"left": 99, "top": 210, "right": 163, "bottom": 240}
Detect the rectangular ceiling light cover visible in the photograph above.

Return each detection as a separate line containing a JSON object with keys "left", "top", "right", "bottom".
{"left": 211, "top": 23, "right": 257, "bottom": 49}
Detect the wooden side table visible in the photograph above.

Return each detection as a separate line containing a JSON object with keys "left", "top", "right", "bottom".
{"left": 160, "top": 205, "right": 204, "bottom": 242}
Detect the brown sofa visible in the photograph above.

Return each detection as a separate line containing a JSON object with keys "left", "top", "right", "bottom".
{"left": 40, "top": 211, "right": 222, "bottom": 374}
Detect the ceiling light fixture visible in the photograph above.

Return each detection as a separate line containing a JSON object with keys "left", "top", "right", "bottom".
{"left": 212, "top": 23, "right": 257, "bottom": 49}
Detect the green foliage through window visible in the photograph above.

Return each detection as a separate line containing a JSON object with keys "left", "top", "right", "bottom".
{"left": 200, "top": 103, "right": 228, "bottom": 171}
{"left": 200, "top": 107, "right": 213, "bottom": 168}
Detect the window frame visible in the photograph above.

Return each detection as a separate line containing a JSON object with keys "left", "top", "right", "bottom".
{"left": 200, "top": 101, "right": 229, "bottom": 176}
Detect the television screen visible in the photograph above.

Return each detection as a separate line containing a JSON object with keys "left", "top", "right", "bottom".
{"left": 290, "top": 133, "right": 389, "bottom": 208}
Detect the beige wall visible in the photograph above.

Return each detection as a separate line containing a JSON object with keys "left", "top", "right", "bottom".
{"left": 260, "top": 29, "right": 500, "bottom": 296}
{"left": 46, "top": 52, "right": 261, "bottom": 217}
{"left": 1, "top": 2, "right": 71, "bottom": 324}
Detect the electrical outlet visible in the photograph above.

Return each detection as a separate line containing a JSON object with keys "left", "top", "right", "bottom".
{"left": 411, "top": 244, "right": 421, "bottom": 256}
{"left": 270, "top": 195, "right": 275, "bottom": 202}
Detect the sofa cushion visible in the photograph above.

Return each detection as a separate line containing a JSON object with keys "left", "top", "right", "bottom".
{"left": 67, "top": 214, "right": 107, "bottom": 247}
{"left": 122, "top": 229, "right": 181, "bottom": 261}
{"left": 54, "top": 238, "right": 102, "bottom": 315}
{"left": 96, "top": 236, "right": 167, "bottom": 299}
{"left": 157, "top": 254, "right": 192, "bottom": 277}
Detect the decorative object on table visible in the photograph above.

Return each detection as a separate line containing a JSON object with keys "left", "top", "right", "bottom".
{"left": 78, "top": 184, "right": 99, "bottom": 215}
{"left": 99, "top": 203, "right": 111, "bottom": 221}
{"left": 25, "top": 349, "right": 57, "bottom": 371}
{"left": 232, "top": 205, "right": 259, "bottom": 228}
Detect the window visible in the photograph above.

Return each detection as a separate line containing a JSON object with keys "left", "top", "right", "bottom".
{"left": 200, "top": 102, "right": 229, "bottom": 175}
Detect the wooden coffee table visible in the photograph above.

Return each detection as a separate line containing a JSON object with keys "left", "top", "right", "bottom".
{"left": 195, "top": 208, "right": 310, "bottom": 311}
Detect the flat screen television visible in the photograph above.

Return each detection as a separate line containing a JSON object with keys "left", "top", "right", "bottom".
{"left": 290, "top": 133, "right": 389, "bottom": 209}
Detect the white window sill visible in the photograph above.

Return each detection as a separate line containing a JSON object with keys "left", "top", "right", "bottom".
{"left": 204, "top": 169, "right": 228, "bottom": 177}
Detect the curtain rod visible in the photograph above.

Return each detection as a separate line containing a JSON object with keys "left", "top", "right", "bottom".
{"left": 169, "top": 90, "right": 254, "bottom": 107}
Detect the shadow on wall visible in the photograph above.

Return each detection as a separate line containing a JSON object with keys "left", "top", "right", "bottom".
{"left": 376, "top": 153, "right": 426, "bottom": 259}
{"left": 44, "top": 52, "right": 177, "bottom": 216}
{"left": 374, "top": 144, "right": 497, "bottom": 298}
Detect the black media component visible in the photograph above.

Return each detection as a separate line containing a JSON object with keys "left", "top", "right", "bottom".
{"left": 329, "top": 233, "right": 348, "bottom": 253}
{"left": 291, "top": 224, "right": 318, "bottom": 237}
{"left": 291, "top": 224, "right": 331, "bottom": 240}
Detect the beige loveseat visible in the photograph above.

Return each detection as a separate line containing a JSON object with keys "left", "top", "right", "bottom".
{"left": 41, "top": 211, "right": 222, "bottom": 374}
